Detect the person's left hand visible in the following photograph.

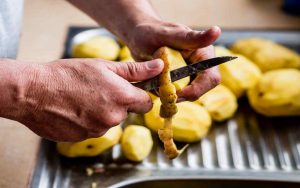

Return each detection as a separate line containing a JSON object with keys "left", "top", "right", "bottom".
{"left": 127, "top": 20, "right": 221, "bottom": 102}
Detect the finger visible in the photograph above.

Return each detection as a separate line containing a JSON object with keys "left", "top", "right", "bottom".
{"left": 176, "top": 66, "right": 221, "bottom": 101}
{"left": 188, "top": 45, "right": 215, "bottom": 63}
{"left": 176, "top": 46, "right": 220, "bottom": 101}
{"left": 107, "top": 59, "right": 163, "bottom": 82}
{"left": 162, "top": 26, "right": 221, "bottom": 50}
{"left": 126, "top": 87, "right": 153, "bottom": 114}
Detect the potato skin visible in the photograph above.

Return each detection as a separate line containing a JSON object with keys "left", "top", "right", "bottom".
{"left": 153, "top": 47, "right": 190, "bottom": 91}
{"left": 247, "top": 69, "right": 300, "bottom": 117}
{"left": 196, "top": 84, "right": 238, "bottom": 122}
{"left": 215, "top": 46, "right": 262, "bottom": 98}
{"left": 231, "top": 38, "right": 300, "bottom": 72}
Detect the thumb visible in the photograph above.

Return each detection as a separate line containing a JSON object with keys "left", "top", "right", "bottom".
{"left": 163, "top": 26, "right": 221, "bottom": 50}
{"left": 108, "top": 59, "right": 164, "bottom": 82}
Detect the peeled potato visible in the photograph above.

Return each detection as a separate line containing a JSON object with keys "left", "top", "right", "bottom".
{"left": 120, "top": 56, "right": 135, "bottom": 62}
{"left": 215, "top": 46, "right": 262, "bottom": 98}
{"left": 215, "top": 46, "right": 234, "bottom": 56}
{"left": 56, "top": 126, "right": 122, "bottom": 157}
{"left": 119, "top": 46, "right": 132, "bottom": 60}
{"left": 196, "top": 84, "right": 238, "bottom": 121}
{"left": 72, "top": 36, "right": 120, "bottom": 60}
{"left": 231, "top": 38, "right": 300, "bottom": 72}
{"left": 121, "top": 125, "right": 153, "bottom": 162}
{"left": 145, "top": 99, "right": 212, "bottom": 142}
{"left": 248, "top": 69, "right": 300, "bottom": 117}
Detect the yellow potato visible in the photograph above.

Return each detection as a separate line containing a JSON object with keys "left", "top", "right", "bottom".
{"left": 215, "top": 46, "right": 234, "bottom": 56}
{"left": 119, "top": 46, "right": 132, "bottom": 60}
{"left": 248, "top": 69, "right": 300, "bottom": 117}
{"left": 56, "top": 126, "right": 122, "bottom": 157}
{"left": 121, "top": 125, "right": 153, "bottom": 162}
{"left": 120, "top": 56, "right": 135, "bottom": 62}
{"left": 145, "top": 99, "right": 212, "bottom": 142}
{"left": 147, "top": 92, "right": 158, "bottom": 101}
{"left": 215, "top": 46, "right": 262, "bottom": 97}
{"left": 231, "top": 38, "right": 300, "bottom": 72}
{"left": 196, "top": 84, "right": 238, "bottom": 122}
{"left": 72, "top": 36, "right": 120, "bottom": 60}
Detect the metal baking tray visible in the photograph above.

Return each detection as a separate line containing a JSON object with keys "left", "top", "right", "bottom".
{"left": 31, "top": 27, "right": 300, "bottom": 188}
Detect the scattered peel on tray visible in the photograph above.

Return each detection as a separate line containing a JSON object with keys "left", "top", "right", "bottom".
{"left": 154, "top": 47, "right": 189, "bottom": 159}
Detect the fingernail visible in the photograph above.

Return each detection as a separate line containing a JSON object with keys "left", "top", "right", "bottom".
{"left": 207, "top": 26, "right": 221, "bottom": 34}
{"left": 147, "top": 59, "right": 163, "bottom": 69}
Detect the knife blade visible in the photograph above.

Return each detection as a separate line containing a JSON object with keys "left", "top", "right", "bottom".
{"left": 132, "top": 56, "right": 237, "bottom": 91}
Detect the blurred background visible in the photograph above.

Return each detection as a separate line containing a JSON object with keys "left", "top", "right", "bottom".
{"left": 0, "top": 0, "right": 299, "bottom": 188}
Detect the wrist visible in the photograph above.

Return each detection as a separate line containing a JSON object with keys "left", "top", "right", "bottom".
{"left": 0, "top": 59, "right": 43, "bottom": 122}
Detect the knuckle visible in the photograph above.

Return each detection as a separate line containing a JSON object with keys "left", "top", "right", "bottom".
{"left": 186, "top": 87, "right": 202, "bottom": 101}
{"left": 209, "top": 71, "right": 221, "bottom": 86}
{"left": 126, "top": 62, "right": 141, "bottom": 78}
{"left": 103, "top": 111, "right": 126, "bottom": 127}
{"left": 119, "top": 90, "right": 136, "bottom": 105}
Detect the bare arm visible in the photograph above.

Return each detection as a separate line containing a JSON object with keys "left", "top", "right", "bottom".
{"left": 0, "top": 58, "right": 163, "bottom": 141}
{"left": 67, "top": 0, "right": 159, "bottom": 44}
{"left": 68, "top": 0, "right": 222, "bottom": 101}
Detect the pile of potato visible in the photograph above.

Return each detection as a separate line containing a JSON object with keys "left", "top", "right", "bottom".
{"left": 57, "top": 35, "right": 300, "bottom": 162}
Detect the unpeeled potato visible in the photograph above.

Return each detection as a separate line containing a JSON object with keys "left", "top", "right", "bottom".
{"left": 248, "top": 69, "right": 300, "bottom": 116}
{"left": 196, "top": 84, "right": 238, "bottom": 122}
{"left": 144, "top": 98, "right": 212, "bottom": 142}
{"left": 231, "top": 38, "right": 300, "bottom": 72}
{"left": 215, "top": 46, "right": 262, "bottom": 98}
{"left": 56, "top": 126, "right": 122, "bottom": 157}
{"left": 72, "top": 36, "right": 120, "bottom": 60}
{"left": 121, "top": 125, "right": 153, "bottom": 162}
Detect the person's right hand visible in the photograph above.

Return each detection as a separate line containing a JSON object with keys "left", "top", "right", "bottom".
{"left": 17, "top": 58, "right": 163, "bottom": 142}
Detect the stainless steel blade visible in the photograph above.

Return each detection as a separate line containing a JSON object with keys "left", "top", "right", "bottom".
{"left": 132, "top": 56, "right": 237, "bottom": 91}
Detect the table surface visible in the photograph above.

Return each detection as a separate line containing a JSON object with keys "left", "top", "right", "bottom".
{"left": 0, "top": 0, "right": 299, "bottom": 187}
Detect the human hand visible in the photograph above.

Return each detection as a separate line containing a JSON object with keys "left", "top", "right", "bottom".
{"left": 127, "top": 20, "right": 221, "bottom": 101}
{"left": 17, "top": 58, "right": 163, "bottom": 142}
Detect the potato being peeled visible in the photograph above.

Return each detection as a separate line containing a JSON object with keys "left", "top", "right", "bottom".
{"left": 231, "top": 38, "right": 300, "bottom": 72}
{"left": 247, "top": 69, "right": 300, "bottom": 117}
{"left": 196, "top": 84, "right": 238, "bottom": 121}
{"left": 56, "top": 126, "right": 122, "bottom": 157}
{"left": 72, "top": 36, "right": 120, "bottom": 60}
{"left": 121, "top": 125, "right": 153, "bottom": 162}
{"left": 145, "top": 99, "right": 212, "bottom": 142}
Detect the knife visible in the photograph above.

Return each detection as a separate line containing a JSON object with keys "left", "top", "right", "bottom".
{"left": 132, "top": 56, "right": 237, "bottom": 91}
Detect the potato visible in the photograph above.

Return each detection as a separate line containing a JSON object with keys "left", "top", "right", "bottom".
{"left": 215, "top": 46, "right": 234, "bottom": 56}
{"left": 56, "top": 126, "right": 122, "bottom": 157}
{"left": 231, "top": 38, "right": 300, "bottom": 72}
{"left": 215, "top": 46, "right": 262, "bottom": 98}
{"left": 120, "top": 56, "right": 135, "bottom": 62}
{"left": 248, "top": 69, "right": 300, "bottom": 117}
{"left": 119, "top": 46, "right": 133, "bottom": 60}
{"left": 145, "top": 99, "right": 211, "bottom": 142}
{"left": 72, "top": 36, "right": 120, "bottom": 60}
{"left": 196, "top": 84, "right": 238, "bottom": 122}
{"left": 154, "top": 47, "right": 190, "bottom": 91}
{"left": 121, "top": 125, "right": 153, "bottom": 162}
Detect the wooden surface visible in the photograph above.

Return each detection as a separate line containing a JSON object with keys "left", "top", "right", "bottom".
{"left": 0, "top": 0, "right": 299, "bottom": 187}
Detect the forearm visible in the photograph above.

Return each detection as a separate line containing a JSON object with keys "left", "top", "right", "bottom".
{"left": 67, "top": 0, "right": 160, "bottom": 43}
{"left": 0, "top": 59, "right": 33, "bottom": 121}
